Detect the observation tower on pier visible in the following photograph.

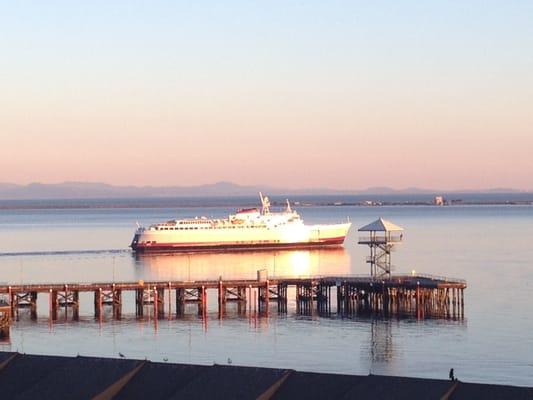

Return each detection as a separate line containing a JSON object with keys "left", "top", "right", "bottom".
{"left": 358, "top": 218, "right": 404, "bottom": 278}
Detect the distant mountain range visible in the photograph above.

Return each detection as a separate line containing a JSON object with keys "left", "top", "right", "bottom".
{"left": 0, "top": 181, "right": 526, "bottom": 200}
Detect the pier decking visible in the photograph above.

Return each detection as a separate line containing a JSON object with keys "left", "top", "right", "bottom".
{"left": 0, "top": 273, "right": 466, "bottom": 334}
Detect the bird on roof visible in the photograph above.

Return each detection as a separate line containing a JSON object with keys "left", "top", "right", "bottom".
{"left": 163, "top": 357, "right": 168, "bottom": 362}
{"left": 118, "top": 352, "right": 125, "bottom": 358}
{"left": 227, "top": 357, "right": 232, "bottom": 365}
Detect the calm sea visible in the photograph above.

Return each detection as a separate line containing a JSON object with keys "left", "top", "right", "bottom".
{"left": 0, "top": 199, "right": 532, "bottom": 386}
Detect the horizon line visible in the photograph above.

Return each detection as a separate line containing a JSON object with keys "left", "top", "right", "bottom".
{"left": 1, "top": 180, "right": 532, "bottom": 194}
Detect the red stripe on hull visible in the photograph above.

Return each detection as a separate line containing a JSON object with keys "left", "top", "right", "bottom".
{"left": 132, "top": 237, "right": 346, "bottom": 253}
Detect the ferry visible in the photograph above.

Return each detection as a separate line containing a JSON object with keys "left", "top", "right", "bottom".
{"left": 130, "top": 193, "right": 351, "bottom": 252}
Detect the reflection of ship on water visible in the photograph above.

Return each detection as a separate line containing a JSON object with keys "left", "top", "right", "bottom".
{"left": 133, "top": 248, "right": 350, "bottom": 281}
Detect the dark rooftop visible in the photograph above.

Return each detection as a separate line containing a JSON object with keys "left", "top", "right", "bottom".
{"left": 0, "top": 352, "right": 530, "bottom": 399}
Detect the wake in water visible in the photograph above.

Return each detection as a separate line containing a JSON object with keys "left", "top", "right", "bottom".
{"left": 0, "top": 249, "right": 131, "bottom": 257}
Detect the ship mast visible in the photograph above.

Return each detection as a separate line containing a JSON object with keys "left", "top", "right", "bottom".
{"left": 259, "top": 192, "right": 270, "bottom": 215}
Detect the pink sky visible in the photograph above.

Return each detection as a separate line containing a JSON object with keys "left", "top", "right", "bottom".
{"left": 2, "top": 2, "right": 532, "bottom": 190}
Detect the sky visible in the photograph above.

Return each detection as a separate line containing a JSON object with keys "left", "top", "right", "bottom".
{"left": 1, "top": 1, "right": 532, "bottom": 190}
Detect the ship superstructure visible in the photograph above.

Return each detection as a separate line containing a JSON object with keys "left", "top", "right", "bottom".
{"left": 131, "top": 193, "right": 351, "bottom": 252}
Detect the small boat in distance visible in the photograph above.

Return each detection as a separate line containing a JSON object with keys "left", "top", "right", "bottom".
{"left": 131, "top": 193, "right": 351, "bottom": 253}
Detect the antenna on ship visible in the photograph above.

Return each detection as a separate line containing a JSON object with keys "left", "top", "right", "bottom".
{"left": 259, "top": 192, "right": 270, "bottom": 215}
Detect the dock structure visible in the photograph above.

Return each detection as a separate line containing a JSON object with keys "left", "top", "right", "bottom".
{"left": 358, "top": 218, "right": 404, "bottom": 278}
{"left": 0, "top": 303, "right": 10, "bottom": 339}
{"left": 0, "top": 273, "right": 466, "bottom": 333}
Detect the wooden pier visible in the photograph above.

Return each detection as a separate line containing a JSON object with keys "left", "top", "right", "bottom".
{"left": 0, "top": 304, "right": 10, "bottom": 339}
{"left": 0, "top": 273, "right": 466, "bottom": 333}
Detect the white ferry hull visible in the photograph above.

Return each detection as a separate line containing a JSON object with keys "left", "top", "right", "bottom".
{"left": 132, "top": 223, "right": 351, "bottom": 253}
{"left": 131, "top": 194, "right": 351, "bottom": 253}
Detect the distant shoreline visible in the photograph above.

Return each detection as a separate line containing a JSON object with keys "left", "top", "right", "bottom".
{"left": 0, "top": 197, "right": 532, "bottom": 210}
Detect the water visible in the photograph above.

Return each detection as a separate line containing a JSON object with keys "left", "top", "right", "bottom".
{"left": 1, "top": 201, "right": 532, "bottom": 387}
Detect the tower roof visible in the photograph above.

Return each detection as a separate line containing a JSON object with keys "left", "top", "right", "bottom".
{"left": 358, "top": 218, "right": 404, "bottom": 232}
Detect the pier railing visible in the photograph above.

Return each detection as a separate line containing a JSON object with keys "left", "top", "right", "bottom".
{"left": 402, "top": 272, "right": 467, "bottom": 285}
{"left": 358, "top": 235, "right": 403, "bottom": 244}
{"left": 0, "top": 273, "right": 466, "bottom": 290}
{"left": 269, "top": 273, "right": 466, "bottom": 285}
